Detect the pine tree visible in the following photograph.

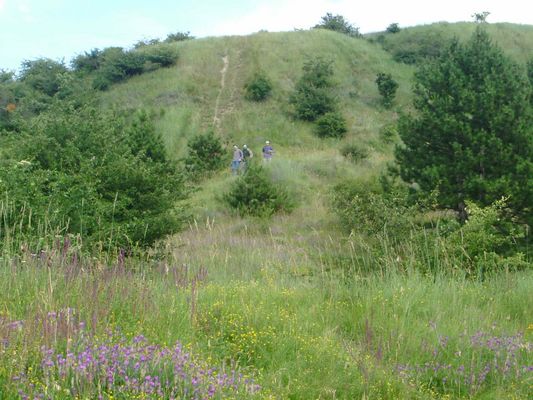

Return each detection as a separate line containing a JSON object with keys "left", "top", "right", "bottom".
{"left": 395, "top": 27, "right": 533, "bottom": 223}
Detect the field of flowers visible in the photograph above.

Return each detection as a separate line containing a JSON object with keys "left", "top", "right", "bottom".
{"left": 1, "top": 232, "right": 532, "bottom": 399}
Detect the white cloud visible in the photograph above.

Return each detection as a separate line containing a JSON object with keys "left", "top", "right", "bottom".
{"left": 0, "top": 0, "right": 5, "bottom": 12}
{"left": 205, "top": 0, "right": 332, "bottom": 36}
{"left": 112, "top": 12, "right": 171, "bottom": 42}
{"left": 16, "top": 0, "right": 35, "bottom": 23}
{"left": 204, "top": 0, "right": 532, "bottom": 36}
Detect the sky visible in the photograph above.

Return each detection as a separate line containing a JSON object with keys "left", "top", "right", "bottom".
{"left": 1, "top": 0, "right": 532, "bottom": 72}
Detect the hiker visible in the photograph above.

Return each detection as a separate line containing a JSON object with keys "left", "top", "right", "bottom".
{"left": 241, "top": 144, "right": 253, "bottom": 171}
{"left": 262, "top": 140, "right": 274, "bottom": 162}
{"left": 231, "top": 145, "right": 243, "bottom": 175}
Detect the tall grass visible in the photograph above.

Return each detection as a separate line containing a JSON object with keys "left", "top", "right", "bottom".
{"left": 1, "top": 214, "right": 531, "bottom": 399}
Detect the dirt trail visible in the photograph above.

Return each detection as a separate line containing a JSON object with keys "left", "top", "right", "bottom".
{"left": 212, "top": 55, "right": 229, "bottom": 131}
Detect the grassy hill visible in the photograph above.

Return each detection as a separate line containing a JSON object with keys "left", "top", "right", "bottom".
{"left": 102, "top": 29, "right": 414, "bottom": 155}
{"left": 1, "top": 22, "right": 532, "bottom": 399}
{"left": 372, "top": 22, "right": 533, "bottom": 64}
{"left": 101, "top": 29, "right": 416, "bottom": 227}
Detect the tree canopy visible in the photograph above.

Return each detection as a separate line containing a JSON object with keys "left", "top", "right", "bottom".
{"left": 395, "top": 27, "right": 533, "bottom": 223}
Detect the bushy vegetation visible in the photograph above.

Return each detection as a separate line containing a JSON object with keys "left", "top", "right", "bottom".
{"left": 0, "top": 103, "right": 184, "bottom": 249}
{"left": 332, "top": 180, "right": 415, "bottom": 237}
{"left": 72, "top": 45, "right": 178, "bottom": 90}
{"left": 375, "top": 72, "right": 399, "bottom": 108}
{"left": 340, "top": 142, "right": 370, "bottom": 162}
{"left": 223, "top": 165, "right": 294, "bottom": 216}
{"left": 386, "top": 23, "right": 401, "bottom": 34}
{"left": 183, "top": 131, "right": 225, "bottom": 179}
{"left": 289, "top": 57, "right": 337, "bottom": 121}
{"left": 165, "top": 31, "right": 195, "bottom": 42}
{"left": 379, "top": 124, "right": 398, "bottom": 143}
{"left": 380, "top": 29, "right": 448, "bottom": 64}
{"left": 244, "top": 71, "right": 273, "bottom": 101}
{"left": 314, "top": 111, "right": 347, "bottom": 138}
{"left": 314, "top": 13, "right": 361, "bottom": 38}
{"left": 19, "top": 59, "right": 68, "bottom": 97}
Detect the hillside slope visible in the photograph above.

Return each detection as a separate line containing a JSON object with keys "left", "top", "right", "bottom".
{"left": 101, "top": 23, "right": 533, "bottom": 233}
{"left": 373, "top": 22, "right": 533, "bottom": 64}
{"left": 102, "top": 29, "right": 414, "bottom": 226}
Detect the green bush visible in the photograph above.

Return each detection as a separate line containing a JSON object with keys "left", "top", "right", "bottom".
{"left": 386, "top": 23, "right": 401, "bottom": 34}
{"left": 290, "top": 58, "right": 337, "bottom": 121}
{"left": 443, "top": 199, "right": 528, "bottom": 273}
{"left": 164, "top": 31, "right": 194, "bottom": 42}
{"left": 340, "top": 143, "right": 369, "bottom": 162}
{"left": 315, "top": 111, "right": 347, "bottom": 138}
{"left": 379, "top": 124, "right": 398, "bottom": 143}
{"left": 375, "top": 72, "right": 398, "bottom": 108}
{"left": 91, "top": 47, "right": 145, "bottom": 90}
{"left": 244, "top": 72, "right": 272, "bottom": 101}
{"left": 19, "top": 59, "right": 68, "bottom": 97}
{"left": 332, "top": 180, "right": 414, "bottom": 237}
{"left": 183, "top": 131, "right": 225, "bottom": 179}
{"left": 2, "top": 103, "right": 185, "bottom": 249}
{"left": 141, "top": 45, "right": 179, "bottom": 68}
{"left": 386, "top": 31, "right": 447, "bottom": 64}
{"left": 223, "top": 165, "right": 294, "bottom": 217}
{"left": 71, "top": 49, "right": 102, "bottom": 73}
{"left": 313, "top": 13, "right": 361, "bottom": 38}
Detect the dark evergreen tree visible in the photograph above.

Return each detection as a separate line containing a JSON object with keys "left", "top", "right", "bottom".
{"left": 289, "top": 58, "right": 337, "bottom": 121}
{"left": 395, "top": 28, "right": 533, "bottom": 223}
{"left": 375, "top": 72, "right": 399, "bottom": 108}
{"left": 183, "top": 131, "right": 225, "bottom": 178}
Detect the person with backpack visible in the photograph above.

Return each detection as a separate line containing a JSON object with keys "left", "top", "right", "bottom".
{"left": 262, "top": 140, "right": 274, "bottom": 162}
{"left": 241, "top": 144, "right": 253, "bottom": 171}
{"left": 231, "top": 145, "right": 243, "bottom": 175}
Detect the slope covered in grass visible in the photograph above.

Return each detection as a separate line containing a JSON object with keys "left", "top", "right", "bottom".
{"left": 102, "top": 29, "right": 413, "bottom": 157}
{"left": 373, "top": 22, "right": 533, "bottom": 65}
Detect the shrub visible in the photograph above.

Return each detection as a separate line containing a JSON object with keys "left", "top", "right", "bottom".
{"left": 315, "top": 111, "right": 347, "bottom": 138}
{"left": 443, "top": 198, "right": 528, "bottom": 273}
{"left": 141, "top": 45, "right": 179, "bottom": 68}
{"left": 341, "top": 143, "right": 369, "bottom": 162}
{"left": 164, "top": 31, "right": 194, "bottom": 42}
{"left": 314, "top": 13, "right": 361, "bottom": 38}
{"left": 19, "top": 58, "right": 68, "bottom": 97}
{"left": 386, "top": 23, "right": 401, "bottom": 33}
{"left": 375, "top": 72, "right": 398, "bottom": 108}
{"left": 91, "top": 48, "right": 145, "bottom": 90}
{"left": 290, "top": 58, "right": 337, "bottom": 121}
{"left": 134, "top": 38, "right": 161, "bottom": 48}
{"left": 183, "top": 131, "right": 225, "bottom": 179}
{"left": 387, "top": 31, "right": 447, "bottom": 64}
{"left": 3, "top": 103, "right": 185, "bottom": 249}
{"left": 379, "top": 124, "right": 398, "bottom": 143}
{"left": 332, "top": 180, "right": 414, "bottom": 236}
{"left": 71, "top": 49, "right": 102, "bottom": 73}
{"left": 223, "top": 165, "right": 294, "bottom": 217}
{"left": 244, "top": 72, "right": 272, "bottom": 101}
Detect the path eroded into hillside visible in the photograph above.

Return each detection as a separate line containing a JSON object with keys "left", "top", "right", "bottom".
{"left": 212, "top": 55, "right": 229, "bottom": 131}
